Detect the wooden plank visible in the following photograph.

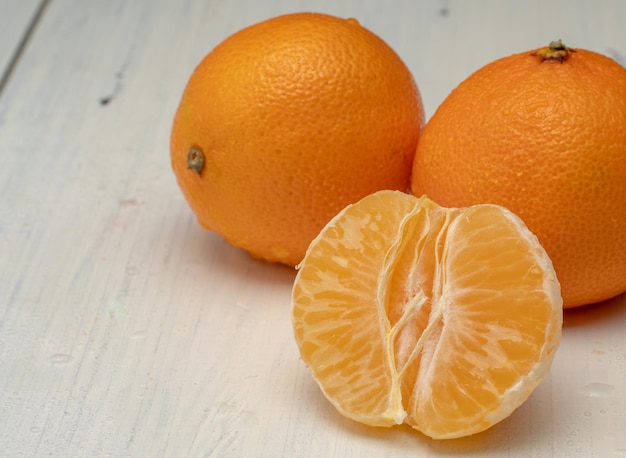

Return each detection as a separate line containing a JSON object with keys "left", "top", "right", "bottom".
{"left": 0, "top": 0, "right": 47, "bottom": 93}
{"left": 0, "top": 0, "right": 625, "bottom": 456}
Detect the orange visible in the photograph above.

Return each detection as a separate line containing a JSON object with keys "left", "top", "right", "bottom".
{"left": 411, "top": 41, "right": 626, "bottom": 308}
{"left": 170, "top": 12, "right": 424, "bottom": 266}
{"left": 291, "top": 190, "right": 562, "bottom": 439}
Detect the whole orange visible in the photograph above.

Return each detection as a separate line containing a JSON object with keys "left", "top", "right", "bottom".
{"left": 170, "top": 12, "right": 424, "bottom": 266}
{"left": 411, "top": 41, "right": 626, "bottom": 308}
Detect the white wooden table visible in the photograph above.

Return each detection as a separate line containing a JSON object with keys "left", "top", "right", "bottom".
{"left": 1, "top": 0, "right": 625, "bottom": 456}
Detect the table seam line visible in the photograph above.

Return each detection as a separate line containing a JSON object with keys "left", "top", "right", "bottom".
{"left": 0, "top": 0, "right": 53, "bottom": 99}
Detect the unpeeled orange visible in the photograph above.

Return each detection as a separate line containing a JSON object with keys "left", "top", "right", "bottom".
{"left": 411, "top": 41, "right": 626, "bottom": 308}
{"left": 291, "top": 190, "right": 562, "bottom": 439}
{"left": 170, "top": 12, "right": 424, "bottom": 266}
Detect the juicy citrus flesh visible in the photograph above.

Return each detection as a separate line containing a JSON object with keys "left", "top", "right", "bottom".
{"left": 291, "top": 190, "right": 562, "bottom": 439}
{"left": 170, "top": 12, "right": 424, "bottom": 266}
{"left": 411, "top": 45, "right": 626, "bottom": 308}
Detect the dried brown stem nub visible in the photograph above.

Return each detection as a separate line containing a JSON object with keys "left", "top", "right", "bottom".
{"left": 531, "top": 39, "right": 575, "bottom": 63}
{"left": 187, "top": 146, "right": 205, "bottom": 174}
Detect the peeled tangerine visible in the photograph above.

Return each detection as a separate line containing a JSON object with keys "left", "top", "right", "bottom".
{"left": 291, "top": 190, "right": 562, "bottom": 439}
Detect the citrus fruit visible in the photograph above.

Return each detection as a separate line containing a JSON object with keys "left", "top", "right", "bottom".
{"left": 291, "top": 190, "right": 562, "bottom": 439}
{"left": 411, "top": 40, "right": 626, "bottom": 308}
{"left": 170, "top": 12, "right": 424, "bottom": 266}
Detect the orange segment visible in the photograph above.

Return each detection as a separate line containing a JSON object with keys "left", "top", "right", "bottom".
{"left": 291, "top": 190, "right": 562, "bottom": 439}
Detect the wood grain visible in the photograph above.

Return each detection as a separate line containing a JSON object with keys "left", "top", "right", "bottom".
{"left": 1, "top": 0, "right": 625, "bottom": 456}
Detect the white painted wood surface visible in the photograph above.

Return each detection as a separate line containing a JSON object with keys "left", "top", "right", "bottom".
{"left": 0, "top": 0, "right": 44, "bottom": 81}
{"left": 1, "top": 0, "right": 625, "bottom": 456}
